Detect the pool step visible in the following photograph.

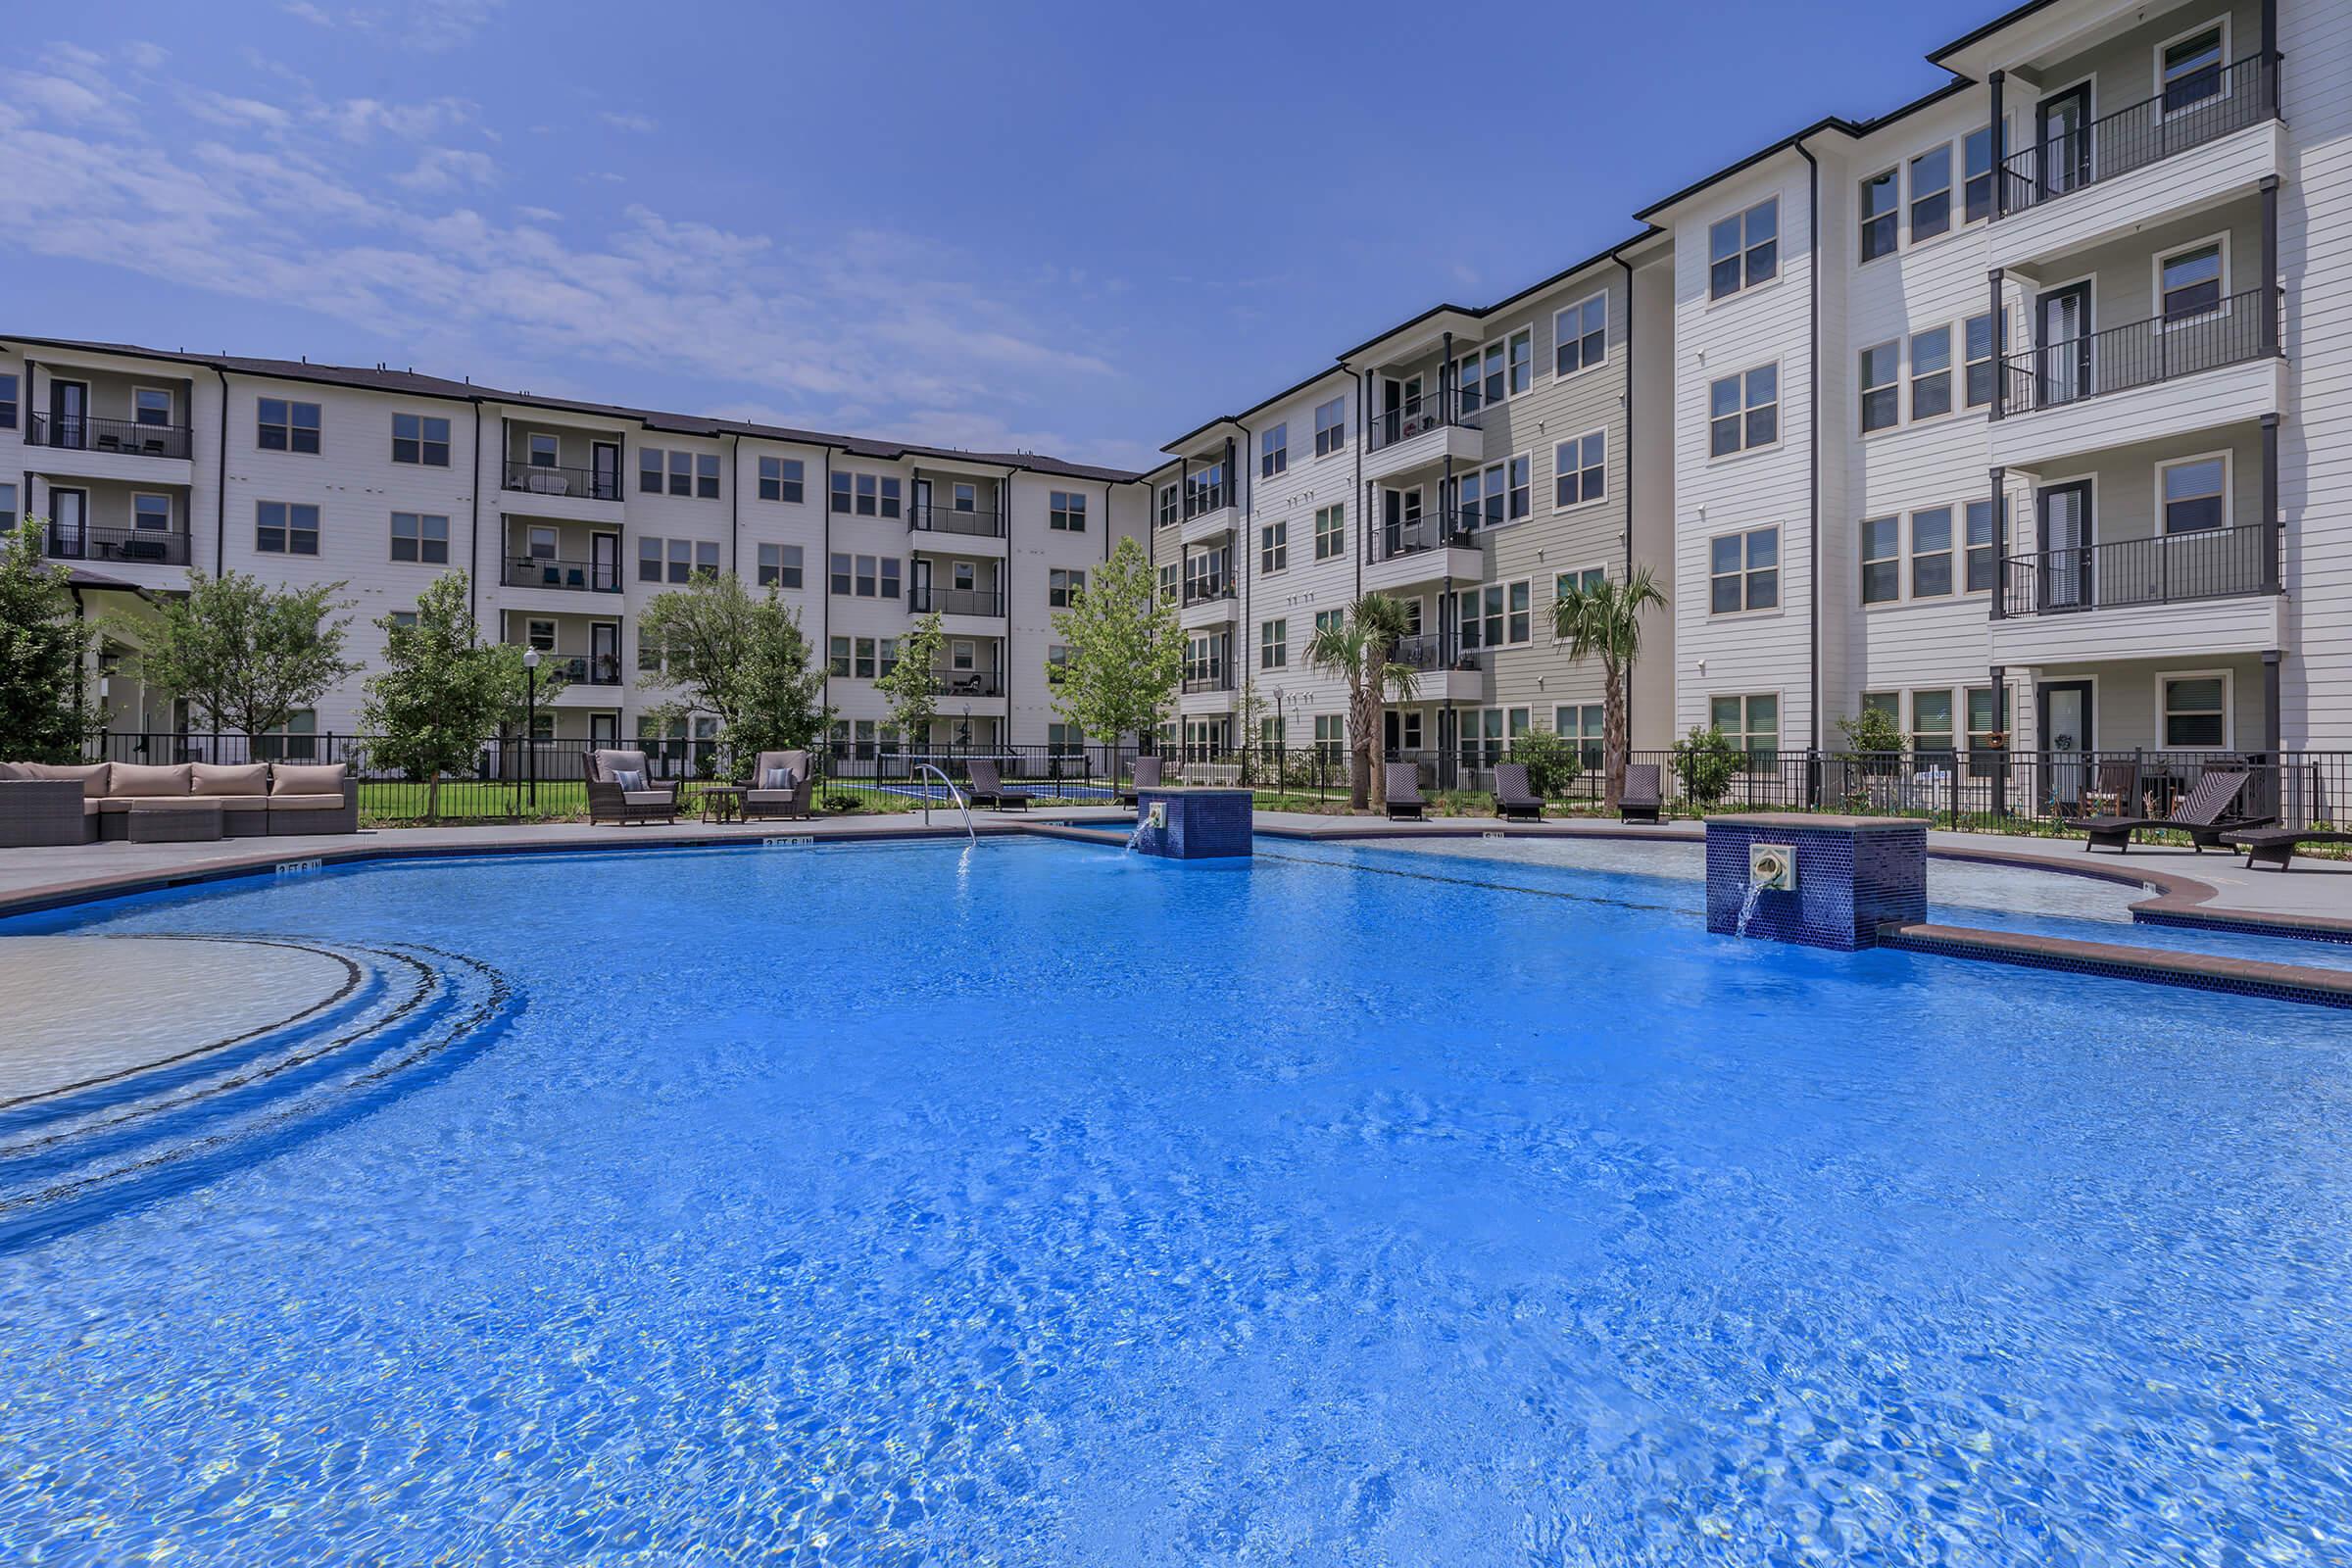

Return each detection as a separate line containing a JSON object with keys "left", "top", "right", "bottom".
{"left": 0, "top": 939, "right": 514, "bottom": 1248}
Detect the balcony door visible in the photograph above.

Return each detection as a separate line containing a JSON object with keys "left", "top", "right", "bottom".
{"left": 2035, "top": 83, "right": 2092, "bottom": 196}
{"left": 590, "top": 621, "right": 619, "bottom": 685}
{"left": 49, "top": 487, "right": 88, "bottom": 558}
{"left": 2035, "top": 282, "right": 2092, "bottom": 406}
{"left": 912, "top": 477, "right": 932, "bottom": 527}
{"left": 1380, "top": 374, "right": 1423, "bottom": 443}
{"left": 2037, "top": 681, "right": 2095, "bottom": 809}
{"left": 909, "top": 557, "right": 932, "bottom": 611}
{"left": 49, "top": 380, "right": 88, "bottom": 450}
{"left": 591, "top": 441, "right": 620, "bottom": 502}
{"left": 2037, "top": 480, "right": 2094, "bottom": 612}
{"left": 1381, "top": 486, "right": 1423, "bottom": 556}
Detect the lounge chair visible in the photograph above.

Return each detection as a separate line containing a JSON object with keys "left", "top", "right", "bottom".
{"left": 743, "top": 749, "right": 814, "bottom": 821}
{"left": 1117, "top": 755, "right": 1164, "bottom": 808}
{"left": 2065, "top": 766, "right": 2267, "bottom": 854}
{"left": 1492, "top": 761, "right": 1544, "bottom": 823}
{"left": 1384, "top": 761, "right": 1427, "bottom": 821}
{"left": 2221, "top": 826, "right": 2352, "bottom": 871}
{"left": 586, "top": 748, "right": 678, "bottom": 825}
{"left": 1619, "top": 762, "right": 1663, "bottom": 824}
{"left": 966, "top": 759, "right": 1030, "bottom": 811}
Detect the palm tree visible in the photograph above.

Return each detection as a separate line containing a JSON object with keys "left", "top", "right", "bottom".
{"left": 1305, "top": 593, "right": 1417, "bottom": 811}
{"left": 1551, "top": 565, "right": 1667, "bottom": 810}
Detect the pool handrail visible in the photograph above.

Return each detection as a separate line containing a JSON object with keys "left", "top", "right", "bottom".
{"left": 915, "top": 763, "right": 976, "bottom": 843}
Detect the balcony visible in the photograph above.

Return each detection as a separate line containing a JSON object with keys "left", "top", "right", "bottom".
{"left": 1989, "top": 523, "right": 2282, "bottom": 665}
{"left": 1992, "top": 290, "right": 2281, "bottom": 466}
{"left": 934, "top": 664, "right": 1004, "bottom": 699}
{"left": 503, "top": 460, "right": 624, "bottom": 505}
{"left": 1363, "top": 390, "right": 1484, "bottom": 483}
{"left": 1997, "top": 55, "right": 2276, "bottom": 220}
{"left": 1363, "top": 511, "right": 1483, "bottom": 593}
{"left": 908, "top": 586, "right": 1004, "bottom": 618}
{"left": 910, "top": 503, "right": 1005, "bottom": 540}
{"left": 45, "top": 522, "right": 190, "bottom": 566}
{"left": 502, "top": 555, "right": 624, "bottom": 594}
{"left": 26, "top": 414, "right": 194, "bottom": 477}
{"left": 534, "top": 651, "right": 625, "bottom": 688}
{"left": 1393, "top": 633, "right": 1484, "bottom": 702}
{"left": 1181, "top": 667, "right": 1233, "bottom": 695}
{"left": 1180, "top": 575, "right": 1238, "bottom": 629}
{"left": 1180, "top": 494, "right": 1238, "bottom": 548}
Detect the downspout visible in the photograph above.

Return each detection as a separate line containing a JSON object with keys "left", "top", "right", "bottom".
{"left": 467, "top": 398, "right": 483, "bottom": 619}
{"left": 1612, "top": 250, "right": 1637, "bottom": 748}
{"left": 1232, "top": 430, "right": 1247, "bottom": 754}
{"left": 1796, "top": 139, "right": 1823, "bottom": 757}
{"left": 819, "top": 447, "right": 833, "bottom": 723}
{"left": 213, "top": 366, "right": 229, "bottom": 572}
{"left": 1352, "top": 370, "right": 1364, "bottom": 600}
{"left": 728, "top": 432, "right": 741, "bottom": 574}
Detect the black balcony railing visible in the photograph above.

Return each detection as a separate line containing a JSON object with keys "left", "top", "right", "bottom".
{"left": 1182, "top": 667, "right": 1233, "bottom": 694}
{"left": 1182, "top": 483, "right": 1231, "bottom": 521}
{"left": 504, "top": 461, "right": 624, "bottom": 503}
{"left": 1997, "top": 522, "right": 2278, "bottom": 617}
{"left": 28, "top": 413, "right": 193, "bottom": 460}
{"left": 1997, "top": 54, "right": 2277, "bottom": 215}
{"left": 908, "top": 586, "right": 1004, "bottom": 616}
{"left": 933, "top": 665, "right": 1004, "bottom": 698}
{"left": 1998, "top": 289, "right": 2273, "bottom": 415}
{"left": 1371, "top": 511, "right": 1481, "bottom": 564}
{"left": 527, "top": 651, "right": 624, "bottom": 686}
{"left": 503, "top": 555, "right": 623, "bottom": 593}
{"left": 1368, "top": 388, "right": 1485, "bottom": 453}
{"left": 45, "top": 522, "right": 191, "bottom": 565}
{"left": 909, "top": 503, "right": 1006, "bottom": 539}
{"left": 1182, "top": 575, "right": 1234, "bottom": 607}
{"left": 1392, "top": 633, "right": 1481, "bottom": 673}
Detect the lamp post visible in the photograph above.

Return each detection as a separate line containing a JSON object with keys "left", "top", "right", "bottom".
{"left": 522, "top": 648, "right": 541, "bottom": 808}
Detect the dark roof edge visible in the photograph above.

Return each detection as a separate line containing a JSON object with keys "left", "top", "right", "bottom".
{"left": 1631, "top": 74, "right": 1971, "bottom": 221}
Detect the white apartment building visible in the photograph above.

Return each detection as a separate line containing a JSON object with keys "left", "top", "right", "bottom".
{"left": 0, "top": 339, "right": 1148, "bottom": 759}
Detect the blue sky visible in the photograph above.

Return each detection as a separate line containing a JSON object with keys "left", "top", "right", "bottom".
{"left": 3, "top": 0, "right": 1996, "bottom": 469}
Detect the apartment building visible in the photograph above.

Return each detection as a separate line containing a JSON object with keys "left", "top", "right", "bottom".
{"left": 0, "top": 337, "right": 1148, "bottom": 757}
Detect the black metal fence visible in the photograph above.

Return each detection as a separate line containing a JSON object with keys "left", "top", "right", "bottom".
{"left": 1997, "top": 53, "right": 2276, "bottom": 214}
{"left": 27, "top": 412, "right": 193, "bottom": 460}
{"left": 1367, "top": 388, "right": 1485, "bottom": 451}
{"left": 45, "top": 523, "right": 192, "bottom": 565}
{"left": 1999, "top": 523, "right": 2277, "bottom": 616}
{"left": 502, "top": 461, "right": 623, "bottom": 502}
{"left": 1999, "top": 288, "right": 2273, "bottom": 414}
{"left": 909, "top": 503, "right": 1005, "bottom": 538}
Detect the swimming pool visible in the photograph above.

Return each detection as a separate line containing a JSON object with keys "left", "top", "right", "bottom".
{"left": 3, "top": 837, "right": 2348, "bottom": 1563}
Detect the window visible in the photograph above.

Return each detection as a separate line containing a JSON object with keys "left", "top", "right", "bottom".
{"left": 1554, "top": 292, "right": 1606, "bottom": 376}
{"left": 668, "top": 538, "right": 693, "bottom": 583}
{"left": 1909, "top": 145, "right": 1952, "bottom": 241}
{"left": 1259, "top": 716, "right": 1284, "bottom": 750}
{"left": 639, "top": 536, "right": 663, "bottom": 582}
{"left": 0, "top": 372, "right": 16, "bottom": 429}
{"left": 391, "top": 512, "right": 450, "bottom": 564}
{"left": 528, "top": 432, "right": 560, "bottom": 469}
{"left": 1911, "top": 690, "right": 1955, "bottom": 757}
{"left": 952, "top": 482, "right": 976, "bottom": 512}
{"left": 1046, "top": 644, "right": 1071, "bottom": 683}
{"left": 2161, "top": 455, "right": 2229, "bottom": 534}
{"left": 1900, "top": 328, "right": 1952, "bottom": 422}
{"left": 1314, "top": 504, "right": 1345, "bottom": 561}
{"left": 1708, "top": 197, "right": 1778, "bottom": 300}
{"left": 1259, "top": 618, "right": 1287, "bottom": 669}
{"left": 828, "top": 636, "right": 852, "bottom": 677}
{"left": 1966, "top": 686, "right": 2007, "bottom": 758}
{"left": 260, "top": 710, "right": 318, "bottom": 763}
{"left": 1456, "top": 581, "right": 1532, "bottom": 651}
{"left": 135, "top": 387, "right": 173, "bottom": 427}
{"left": 1965, "top": 499, "right": 2001, "bottom": 592}
{"left": 2161, "top": 25, "right": 2226, "bottom": 115}
{"left": 758, "top": 456, "right": 805, "bottom": 503}
{"left": 1911, "top": 507, "right": 1954, "bottom": 598}
{"left": 1157, "top": 484, "right": 1179, "bottom": 528}
{"left": 1860, "top": 342, "right": 1900, "bottom": 433}
{"left": 1554, "top": 431, "right": 1604, "bottom": 508}
{"left": 524, "top": 618, "right": 558, "bottom": 653}
{"left": 830, "top": 470, "right": 902, "bottom": 518}
{"left": 2160, "top": 242, "right": 2225, "bottom": 322}
{"left": 695, "top": 453, "right": 720, "bottom": 500}
{"left": 1554, "top": 566, "right": 1605, "bottom": 605}
{"left": 1964, "top": 311, "right": 2003, "bottom": 408}
{"left": 256, "top": 500, "right": 318, "bottom": 555}
{"left": 1709, "top": 694, "right": 1779, "bottom": 765}
{"left": 1708, "top": 366, "right": 1778, "bottom": 456}
{"left": 1313, "top": 396, "right": 1347, "bottom": 457}
{"left": 1050, "top": 567, "right": 1085, "bottom": 608}
{"left": 127, "top": 493, "right": 170, "bottom": 535}
{"left": 0, "top": 483, "right": 17, "bottom": 527}
{"left": 1313, "top": 713, "right": 1345, "bottom": 763}
{"left": 258, "top": 398, "right": 320, "bottom": 454}
{"left": 640, "top": 448, "right": 663, "bottom": 494}
{"left": 1709, "top": 528, "right": 1779, "bottom": 613}
{"left": 1158, "top": 562, "right": 1178, "bottom": 603}
{"left": 1506, "top": 327, "right": 1534, "bottom": 396}
{"left": 1963, "top": 127, "right": 1995, "bottom": 224}
{"left": 1050, "top": 491, "right": 1086, "bottom": 531}
{"left": 1261, "top": 422, "right": 1288, "bottom": 476}
{"left": 392, "top": 413, "right": 450, "bottom": 466}
{"left": 389, "top": 611, "right": 418, "bottom": 630}
{"left": 757, "top": 542, "right": 804, "bottom": 588}
{"left": 879, "top": 558, "right": 900, "bottom": 599}
{"left": 1314, "top": 609, "right": 1344, "bottom": 635}
{"left": 1047, "top": 723, "right": 1084, "bottom": 759}
{"left": 1183, "top": 463, "right": 1228, "bottom": 516}
{"left": 1554, "top": 704, "right": 1605, "bottom": 770}
{"left": 1861, "top": 516, "right": 1901, "bottom": 604}
{"left": 1461, "top": 708, "right": 1529, "bottom": 769}
{"left": 2164, "top": 676, "right": 2220, "bottom": 747}
{"left": 1260, "top": 518, "right": 1287, "bottom": 573}
{"left": 854, "top": 555, "right": 876, "bottom": 597}
{"left": 667, "top": 451, "right": 692, "bottom": 497}
{"left": 854, "top": 638, "right": 877, "bottom": 680}
{"left": 1461, "top": 457, "right": 1532, "bottom": 530}
{"left": 1859, "top": 169, "right": 1900, "bottom": 262}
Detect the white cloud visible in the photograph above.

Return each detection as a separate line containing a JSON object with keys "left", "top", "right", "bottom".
{"left": 277, "top": 0, "right": 504, "bottom": 51}
{"left": 390, "top": 147, "right": 499, "bottom": 191}
{"left": 599, "top": 111, "right": 657, "bottom": 134}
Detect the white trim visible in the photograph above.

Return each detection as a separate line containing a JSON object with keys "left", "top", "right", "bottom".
{"left": 2155, "top": 666, "right": 2234, "bottom": 750}
{"left": 130, "top": 384, "right": 173, "bottom": 425}
{"left": 2152, "top": 228, "right": 2233, "bottom": 328}
{"left": 1550, "top": 426, "right": 1609, "bottom": 513}
{"left": 2152, "top": 15, "right": 2231, "bottom": 117}
{"left": 1705, "top": 522, "right": 1784, "bottom": 618}
{"left": 1703, "top": 357, "right": 1785, "bottom": 463}
{"left": 1906, "top": 321, "right": 1957, "bottom": 425}
{"left": 1550, "top": 289, "right": 1610, "bottom": 381}
{"left": 129, "top": 490, "right": 172, "bottom": 531}
{"left": 1857, "top": 163, "right": 1902, "bottom": 267}
{"left": 1858, "top": 336, "right": 1903, "bottom": 436}
{"left": 2156, "top": 448, "right": 2234, "bottom": 536}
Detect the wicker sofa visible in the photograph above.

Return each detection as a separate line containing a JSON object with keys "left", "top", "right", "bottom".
{"left": 0, "top": 760, "right": 359, "bottom": 846}
{"left": 586, "top": 749, "right": 680, "bottom": 826}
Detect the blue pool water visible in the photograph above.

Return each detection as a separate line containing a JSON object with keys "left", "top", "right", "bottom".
{"left": 4, "top": 837, "right": 2351, "bottom": 1564}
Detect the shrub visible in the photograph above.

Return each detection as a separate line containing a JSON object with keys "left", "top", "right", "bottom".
{"left": 1670, "top": 724, "right": 1741, "bottom": 808}
{"left": 1508, "top": 726, "right": 1584, "bottom": 798}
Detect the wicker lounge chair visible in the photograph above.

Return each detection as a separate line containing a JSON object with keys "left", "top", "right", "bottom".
{"left": 743, "top": 750, "right": 814, "bottom": 821}
{"left": 2064, "top": 766, "right": 2267, "bottom": 853}
{"left": 1619, "top": 762, "right": 1663, "bottom": 824}
{"left": 966, "top": 759, "right": 1030, "bottom": 811}
{"left": 1384, "top": 761, "right": 1427, "bottom": 821}
{"left": 1117, "top": 755, "right": 1163, "bottom": 808}
{"left": 586, "top": 748, "right": 678, "bottom": 826}
{"left": 1492, "top": 761, "right": 1544, "bottom": 823}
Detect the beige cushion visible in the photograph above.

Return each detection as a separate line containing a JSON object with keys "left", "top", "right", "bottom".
{"left": 270, "top": 763, "right": 347, "bottom": 797}
{"left": 128, "top": 797, "right": 220, "bottom": 811}
{"left": 744, "top": 789, "right": 800, "bottom": 804}
{"left": 594, "top": 749, "right": 651, "bottom": 782}
{"left": 199, "top": 795, "right": 271, "bottom": 811}
{"left": 193, "top": 761, "right": 270, "bottom": 797}
{"left": 19, "top": 761, "right": 113, "bottom": 798}
{"left": 267, "top": 793, "right": 347, "bottom": 811}
{"left": 108, "top": 762, "right": 194, "bottom": 799}
{"left": 0, "top": 761, "right": 21, "bottom": 780}
{"left": 620, "top": 789, "right": 673, "bottom": 807}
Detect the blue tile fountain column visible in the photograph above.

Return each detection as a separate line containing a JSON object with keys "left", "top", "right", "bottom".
{"left": 1704, "top": 813, "right": 1926, "bottom": 951}
{"left": 1133, "top": 789, "right": 1252, "bottom": 859}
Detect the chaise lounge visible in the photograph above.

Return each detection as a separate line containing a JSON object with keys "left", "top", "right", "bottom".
{"left": 1492, "top": 761, "right": 1544, "bottom": 823}
{"left": 2219, "top": 826, "right": 2352, "bottom": 871}
{"left": 1384, "top": 761, "right": 1427, "bottom": 821}
{"left": 586, "top": 749, "right": 679, "bottom": 826}
{"left": 966, "top": 759, "right": 1030, "bottom": 811}
{"left": 1619, "top": 762, "right": 1663, "bottom": 824}
{"left": 2064, "top": 765, "right": 2268, "bottom": 854}
{"left": 1117, "top": 755, "right": 1163, "bottom": 808}
{"left": 0, "top": 760, "right": 359, "bottom": 845}
{"left": 743, "top": 750, "right": 814, "bottom": 821}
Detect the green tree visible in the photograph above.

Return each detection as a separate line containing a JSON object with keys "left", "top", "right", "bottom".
{"left": 1551, "top": 564, "right": 1668, "bottom": 810}
{"left": 1670, "top": 723, "right": 1741, "bottom": 809}
{"left": 0, "top": 518, "right": 99, "bottom": 762}
{"left": 876, "top": 611, "right": 946, "bottom": 747}
{"left": 359, "top": 573, "right": 557, "bottom": 824}
{"left": 126, "top": 568, "right": 354, "bottom": 740}
{"left": 1508, "top": 724, "right": 1584, "bottom": 799}
{"left": 1304, "top": 594, "right": 1417, "bottom": 811}
{"left": 1836, "top": 704, "right": 1905, "bottom": 757}
{"left": 1050, "top": 535, "right": 1182, "bottom": 759}
{"left": 637, "top": 573, "right": 830, "bottom": 778}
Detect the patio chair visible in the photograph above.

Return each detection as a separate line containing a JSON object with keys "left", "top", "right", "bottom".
{"left": 2221, "top": 826, "right": 2352, "bottom": 871}
{"left": 586, "top": 748, "right": 678, "bottom": 826}
{"left": 1384, "top": 761, "right": 1427, "bottom": 821}
{"left": 1117, "top": 756, "right": 1164, "bottom": 808}
{"left": 1619, "top": 763, "right": 1663, "bottom": 824}
{"left": 2082, "top": 759, "right": 2141, "bottom": 817}
{"left": 2064, "top": 765, "right": 2267, "bottom": 854}
{"left": 743, "top": 750, "right": 814, "bottom": 821}
{"left": 966, "top": 759, "right": 1031, "bottom": 811}
{"left": 1492, "top": 761, "right": 1544, "bottom": 823}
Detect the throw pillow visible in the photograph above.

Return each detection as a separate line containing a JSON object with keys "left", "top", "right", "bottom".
{"left": 612, "top": 768, "right": 648, "bottom": 791}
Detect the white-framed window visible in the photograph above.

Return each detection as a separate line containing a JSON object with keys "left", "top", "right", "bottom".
{"left": 389, "top": 611, "right": 418, "bottom": 630}
{"left": 1313, "top": 396, "right": 1347, "bottom": 457}
{"left": 1963, "top": 127, "right": 1995, "bottom": 224}
{"left": 1456, "top": 580, "right": 1532, "bottom": 651}
{"left": 1709, "top": 527, "right": 1779, "bottom": 614}
{"left": 1454, "top": 328, "right": 1534, "bottom": 411}
{"left": 2157, "top": 237, "right": 2227, "bottom": 323}
{"left": 952, "top": 481, "right": 977, "bottom": 512}
{"left": 1261, "top": 422, "right": 1288, "bottom": 476}
{"left": 131, "top": 492, "right": 172, "bottom": 533}
{"left": 255, "top": 500, "right": 319, "bottom": 555}
{"left": 1050, "top": 567, "right": 1085, "bottom": 608}
{"left": 1554, "top": 292, "right": 1606, "bottom": 376}
{"left": 1259, "top": 618, "right": 1287, "bottom": 669}
{"left": 1157, "top": 483, "right": 1178, "bottom": 528}
{"left": 1965, "top": 499, "right": 2002, "bottom": 592}
{"left": 1708, "top": 197, "right": 1778, "bottom": 300}
{"left": 134, "top": 386, "right": 174, "bottom": 427}
{"left": 1314, "top": 504, "right": 1345, "bottom": 561}
{"left": 1910, "top": 689, "right": 1956, "bottom": 756}
{"left": 1259, "top": 715, "right": 1285, "bottom": 750}
{"left": 1909, "top": 144, "right": 1953, "bottom": 241}
{"left": 1709, "top": 693, "right": 1780, "bottom": 765}
{"left": 2159, "top": 453, "right": 2230, "bottom": 534}
{"left": 390, "top": 512, "right": 450, "bottom": 564}
{"left": 1554, "top": 565, "right": 1605, "bottom": 607}
{"left": 1964, "top": 310, "right": 2004, "bottom": 408}
{"left": 637, "top": 535, "right": 662, "bottom": 581}
{"left": 1459, "top": 457, "right": 1532, "bottom": 531}
{"left": 257, "top": 397, "right": 320, "bottom": 455}
{"left": 1966, "top": 685, "right": 2008, "bottom": 757}
{"left": 1050, "top": 490, "right": 1087, "bottom": 531}
{"left": 0, "top": 482, "right": 14, "bottom": 527}
{"left": 0, "top": 372, "right": 17, "bottom": 429}
{"left": 1554, "top": 703, "right": 1605, "bottom": 770}
{"left": 528, "top": 432, "right": 560, "bottom": 468}
{"left": 1910, "top": 326, "right": 1953, "bottom": 420}
{"left": 1314, "top": 609, "right": 1344, "bottom": 634}
{"left": 1183, "top": 462, "right": 1228, "bottom": 516}
{"left": 662, "top": 539, "right": 692, "bottom": 582}
{"left": 260, "top": 710, "right": 319, "bottom": 762}
{"left": 1910, "top": 507, "right": 1954, "bottom": 598}
{"left": 758, "top": 456, "right": 806, "bottom": 503}
{"left": 827, "top": 636, "right": 852, "bottom": 677}
{"left": 524, "top": 617, "right": 557, "bottom": 653}
{"left": 757, "top": 542, "right": 804, "bottom": 587}
{"left": 1553, "top": 430, "right": 1605, "bottom": 509}
{"left": 2158, "top": 21, "right": 2228, "bottom": 116}
{"left": 2159, "top": 672, "right": 2230, "bottom": 748}
{"left": 1860, "top": 341, "right": 1901, "bottom": 432}
{"left": 392, "top": 412, "right": 450, "bottom": 466}
{"left": 830, "top": 470, "right": 903, "bottom": 518}
{"left": 1260, "top": 518, "right": 1288, "bottom": 573}
{"left": 1047, "top": 722, "right": 1084, "bottom": 759}
{"left": 1313, "top": 712, "right": 1345, "bottom": 763}
{"left": 1859, "top": 168, "right": 1900, "bottom": 263}
{"left": 1861, "top": 515, "right": 1900, "bottom": 605}
{"left": 1708, "top": 365, "right": 1779, "bottom": 456}
{"left": 1157, "top": 562, "right": 1178, "bottom": 604}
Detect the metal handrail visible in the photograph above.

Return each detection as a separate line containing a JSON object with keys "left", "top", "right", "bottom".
{"left": 1998, "top": 288, "right": 2272, "bottom": 414}
{"left": 27, "top": 412, "right": 193, "bottom": 460}
{"left": 915, "top": 762, "right": 975, "bottom": 841}
{"left": 503, "top": 460, "right": 624, "bottom": 501}
{"left": 1367, "top": 387, "right": 1486, "bottom": 452}
{"left": 1997, "top": 53, "right": 2277, "bottom": 215}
